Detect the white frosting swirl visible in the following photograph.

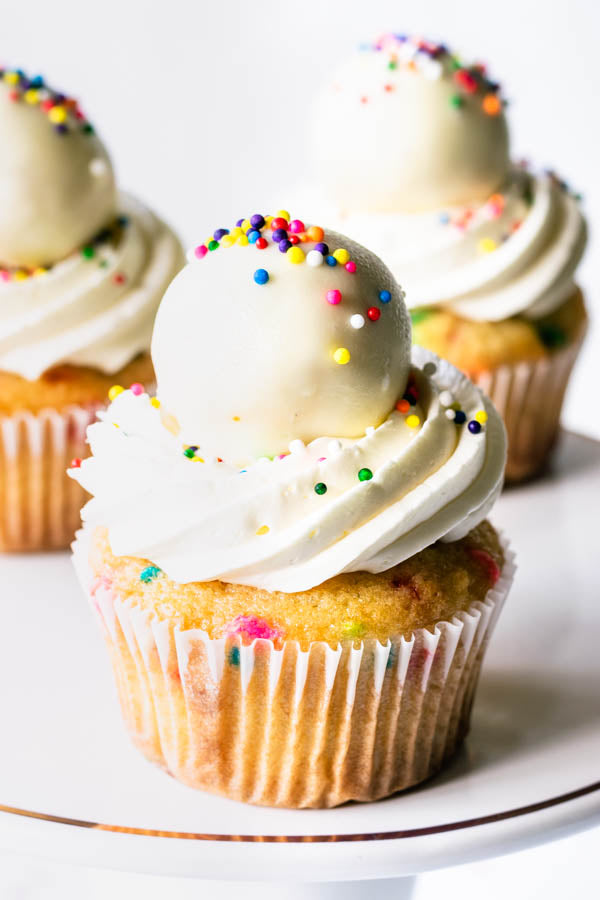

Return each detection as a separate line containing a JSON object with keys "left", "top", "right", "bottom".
{"left": 324, "top": 169, "right": 586, "bottom": 321}
{"left": 70, "top": 346, "right": 506, "bottom": 593}
{"left": 0, "top": 194, "right": 184, "bottom": 379}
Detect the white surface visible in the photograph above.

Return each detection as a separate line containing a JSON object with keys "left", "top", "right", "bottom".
{"left": 0, "top": 431, "right": 598, "bottom": 884}
{"left": 1, "top": 0, "right": 598, "bottom": 440}
{"left": 0, "top": 3, "right": 599, "bottom": 894}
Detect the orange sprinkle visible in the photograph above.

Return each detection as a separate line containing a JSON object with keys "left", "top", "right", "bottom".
{"left": 482, "top": 94, "right": 501, "bottom": 116}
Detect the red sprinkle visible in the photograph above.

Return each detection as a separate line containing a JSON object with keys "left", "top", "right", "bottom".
{"left": 468, "top": 548, "right": 501, "bottom": 585}
{"left": 113, "top": 272, "right": 126, "bottom": 284}
{"left": 367, "top": 306, "right": 381, "bottom": 321}
{"left": 255, "top": 237, "right": 268, "bottom": 249}
{"left": 270, "top": 217, "right": 288, "bottom": 231}
{"left": 70, "top": 458, "right": 82, "bottom": 468}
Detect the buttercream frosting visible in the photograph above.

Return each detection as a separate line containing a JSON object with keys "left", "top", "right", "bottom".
{"left": 328, "top": 169, "right": 587, "bottom": 321}
{"left": 71, "top": 347, "right": 505, "bottom": 593}
{"left": 0, "top": 194, "right": 184, "bottom": 379}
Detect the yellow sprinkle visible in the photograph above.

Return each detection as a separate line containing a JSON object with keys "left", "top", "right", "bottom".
{"left": 221, "top": 234, "right": 236, "bottom": 247}
{"left": 108, "top": 384, "right": 124, "bottom": 401}
{"left": 33, "top": 267, "right": 48, "bottom": 276}
{"left": 232, "top": 415, "right": 240, "bottom": 422}
{"left": 333, "top": 248, "right": 350, "bottom": 264}
{"left": 24, "top": 89, "right": 39, "bottom": 104}
{"left": 231, "top": 226, "right": 243, "bottom": 237}
{"left": 276, "top": 209, "right": 290, "bottom": 222}
{"left": 308, "top": 529, "right": 317, "bottom": 539}
{"left": 192, "top": 456, "right": 205, "bottom": 463}
{"left": 256, "top": 525, "right": 270, "bottom": 536}
{"left": 4, "top": 72, "right": 19, "bottom": 85}
{"left": 241, "top": 219, "right": 251, "bottom": 232}
{"left": 286, "top": 246, "right": 305, "bottom": 264}
{"left": 475, "top": 410, "right": 488, "bottom": 424}
{"left": 264, "top": 215, "right": 273, "bottom": 225}
{"left": 406, "top": 414, "right": 420, "bottom": 429}
{"left": 13, "top": 269, "right": 28, "bottom": 281}
{"left": 113, "top": 423, "right": 120, "bottom": 429}
{"left": 333, "top": 347, "right": 350, "bottom": 365}
{"left": 478, "top": 237, "right": 497, "bottom": 254}
{"left": 150, "top": 397, "right": 161, "bottom": 409}
{"left": 238, "top": 235, "right": 249, "bottom": 246}
{"left": 48, "top": 105, "right": 67, "bottom": 124}
{"left": 161, "top": 413, "right": 180, "bottom": 436}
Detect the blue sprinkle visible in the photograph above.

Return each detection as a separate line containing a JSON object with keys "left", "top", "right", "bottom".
{"left": 213, "top": 228, "right": 230, "bottom": 240}
{"left": 325, "top": 255, "right": 337, "bottom": 267}
{"left": 379, "top": 289, "right": 392, "bottom": 303}
{"left": 278, "top": 239, "right": 292, "bottom": 253}
{"left": 140, "top": 565, "right": 161, "bottom": 584}
{"left": 236, "top": 218, "right": 244, "bottom": 227}
{"left": 254, "top": 268, "right": 269, "bottom": 285}
{"left": 228, "top": 646, "right": 240, "bottom": 666}
{"left": 439, "top": 212, "right": 450, "bottom": 225}
{"left": 454, "top": 410, "right": 467, "bottom": 425}
{"left": 247, "top": 229, "right": 260, "bottom": 243}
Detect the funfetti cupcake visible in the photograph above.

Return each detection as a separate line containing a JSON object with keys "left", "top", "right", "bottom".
{"left": 70, "top": 210, "right": 513, "bottom": 809}
{"left": 307, "top": 35, "right": 588, "bottom": 482}
{"left": 0, "top": 68, "right": 184, "bottom": 550}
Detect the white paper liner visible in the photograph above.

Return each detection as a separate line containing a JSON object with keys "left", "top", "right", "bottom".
{"left": 0, "top": 404, "right": 100, "bottom": 551}
{"left": 72, "top": 527, "right": 515, "bottom": 809}
{"left": 474, "top": 320, "right": 586, "bottom": 482}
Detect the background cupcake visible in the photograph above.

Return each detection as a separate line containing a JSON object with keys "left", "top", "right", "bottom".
{"left": 71, "top": 211, "right": 512, "bottom": 808}
{"left": 306, "top": 35, "right": 588, "bottom": 482}
{"left": 0, "top": 67, "right": 184, "bottom": 551}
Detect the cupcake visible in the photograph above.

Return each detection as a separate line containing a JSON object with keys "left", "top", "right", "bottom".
{"left": 0, "top": 67, "right": 184, "bottom": 550}
{"left": 70, "top": 211, "right": 512, "bottom": 809}
{"left": 307, "top": 35, "right": 588, "bottom": 482}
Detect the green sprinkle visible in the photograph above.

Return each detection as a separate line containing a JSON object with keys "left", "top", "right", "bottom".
{"left": 140, "top": 565, "right": 161, "bottom": 584}
{"left": 208, "top": 240, "right": 219, "bottom": 251}
{"left": 342, "top": 622, "right": 366, "bottom": 640}
{"left": 450, "top": 94, "right": 464, "bottom": 109}
{"left": 228, "top": 646, "right": 240, "bottom": 666}
{"left": 82, "top": 123, "right": 94, "bottom": 135}
{"left": 538, "top": 323, "right": 567, "bottom": 349}
{"left": 358, "top": 468, "right": 373, "bottom": 482}
{"left": 410, "top": 308, "right": 434, "bottom": 325}
{"left": 81, "top": 245, "right": 95, "bottom": 260}
{"left": 387, "top": 61, "right": 397, "bottom": 70}
{"left": 183, "top": 447, "right": 196, "bottom": 458}
{"left": 314, "top": 482, "right": 327, "bottom": 495}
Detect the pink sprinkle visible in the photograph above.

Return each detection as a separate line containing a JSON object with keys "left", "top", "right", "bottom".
{"left": 277, "top": 453, "right": 288, "bottom": 460}
{"left": 468, "top": 548, "right": 501, "bottom": 585}
{"left": 194, "top": 244, "right": 208, "bottom": 259}
{"left": 222, "top": 614, "right": 284, "bottom": 645}
{"left": 0, "top": 270, "right": 9, "bottom": 282}
{"left": 289, "top": 219, "right": 305, "bottom": 234}
{"left": 345, "top": 261, "right": 357, "bottom": 273}
{"left": 130, "top": 382, "right": 144, "bottom": 396}
{"left": 326, "top": 289, "right": 342, "bottom": 305}
{"left": 318, "top": 456, "right": 326, "bottom": 462}
{"left": 90, "top": 574, "right": 113, "bottom": 598}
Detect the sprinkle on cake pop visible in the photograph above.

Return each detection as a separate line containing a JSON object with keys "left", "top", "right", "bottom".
{"left": 152, "top": 211, "right": 412, "bottom": 462}
{"left": 0, "top": 67, "right": 117, "bottom": 268}
{"left": 310, "top": 35, "right": 510, "bottom": 213}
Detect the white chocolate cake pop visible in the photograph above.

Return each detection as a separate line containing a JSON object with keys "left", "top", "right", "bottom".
{"left": 0, "top": 68, "right": 117, "bottom": 267}
{"left": 310, "top": 35, "right": 510, "bottom": 214}
{"left": 152, "top": 212, "right": 411, "bottom": 463}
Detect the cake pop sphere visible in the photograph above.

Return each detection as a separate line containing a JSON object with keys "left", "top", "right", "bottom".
{"left": 310, "top": 35, "right": 510, "bottom": 214}
{"left": 0, "top": 69, "right": 117, "bottom": 267}
{"left": 152, "top": 214, "right": 411, "bottom": 462}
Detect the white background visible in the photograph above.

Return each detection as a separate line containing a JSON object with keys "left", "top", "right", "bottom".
{"left": 1, "top": 0, "right": 599, "bottom": 896}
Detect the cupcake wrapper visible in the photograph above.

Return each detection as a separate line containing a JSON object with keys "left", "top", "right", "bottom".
{"left": 73, "top": 530, "right": 514, "bottom": 808}
{"left": 474, "top": 321, "right": 587, "bottom": 482}
{"left": 0, "top": 405, "right": 99, "bottom": 551}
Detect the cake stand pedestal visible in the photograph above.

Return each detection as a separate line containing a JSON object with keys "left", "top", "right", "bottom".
{"left": 0, "top": 431, "right": 599, "bottom": 898}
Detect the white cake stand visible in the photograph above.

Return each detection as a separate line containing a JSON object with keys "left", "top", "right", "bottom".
{"left": 0, "top": 431, "right": 599, "bottom": 900}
